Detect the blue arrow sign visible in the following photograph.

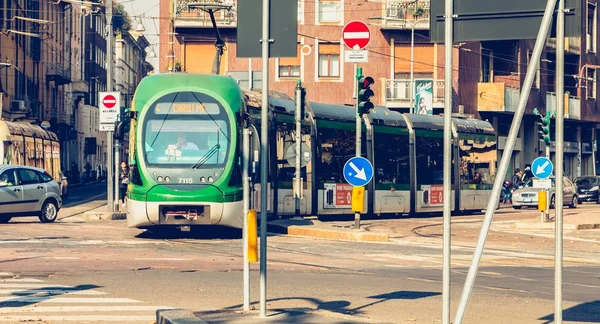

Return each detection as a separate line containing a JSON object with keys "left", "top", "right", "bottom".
{"left": 531, "top": 157, "right": 553, "bottom": 179}
{"left": 343, "top": 157, "right": 373, "bottom": 187}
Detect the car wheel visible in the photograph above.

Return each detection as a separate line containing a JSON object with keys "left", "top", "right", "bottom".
{"left": 596, "top": 194, "right": 600, "bottom": 204}
{"left": 550, "top": 195, "right": 556, "bottom": 209}
{"left": 569, "top": 195, "right": 577, "bottom": 209}
{"left": 0, "top": 216, "right": 11, "bottom": 224}
{"left": 39, "top": 200, "right": 58, "bottom": 223}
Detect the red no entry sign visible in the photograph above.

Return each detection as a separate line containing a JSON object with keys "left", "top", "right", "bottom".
{"left": 103, "top": 94, "right": 117, "bottom": 109}
{"left": 342, "top": 21, "right": 371, "bottom": 50}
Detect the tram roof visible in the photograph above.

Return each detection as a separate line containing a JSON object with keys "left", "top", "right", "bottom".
{"left": 403, "top": 114, "right": 495, "bottom": 135}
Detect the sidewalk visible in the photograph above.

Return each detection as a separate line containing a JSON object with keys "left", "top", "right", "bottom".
{"left": 157, "top": 309, "right": 376, "bottom": 324}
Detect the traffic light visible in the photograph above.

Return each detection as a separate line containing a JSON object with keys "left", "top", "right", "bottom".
{"left": 357, "top": 75, "right": 375, "bottom": 115}
{"left": 537, "top": 111, "right": 551, "bottom": 145}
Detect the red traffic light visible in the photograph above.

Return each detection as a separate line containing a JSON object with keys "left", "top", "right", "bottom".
{"left": 359, "top": 76, "right": 374, "bottom": 88}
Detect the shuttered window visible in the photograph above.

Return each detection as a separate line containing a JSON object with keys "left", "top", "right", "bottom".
{"left": 279, "top": 44, "right": 301, "bottom": 78}
{"left": 394, "top": 44, "right": 434, "bottom": 73}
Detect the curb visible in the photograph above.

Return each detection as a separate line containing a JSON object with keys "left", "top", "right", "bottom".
{"left": 82, "top": 211, "right": 127, "bottom": 221}
{"left": 268, "top": 223, "right": 389, "bottom": 242}
{"left": 157, "top": 309, "right": 208, "bottom": 324}
{"left": 514, "top": 222, "right": 600, "bottom": 230}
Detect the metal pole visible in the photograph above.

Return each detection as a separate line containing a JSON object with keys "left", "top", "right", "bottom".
{"left": 410, "top": 23, "right": 415, "bottom": 114}
{"left": 555, "top": 0, "right": 565, "bottom": 321}
{"left": 295, "top": 80, "right": 302, "bottom": 216}
{"left": 249, "top": 59, "right": 253, "bottom": 90}
{"left": 453, "top": 0, "right": 557, "bottom": 323}
{"left": 259, "top": 0, "right": 270, "bottom": 316}
{"left": 114, "top": 139, "right": 120, "bottom": 211}
{"left": 546, "top": 145, "right": 551, "bottom": 221}
{"left": 106, "top": 0, "right": 114, "bottom": 213}
{"left": 355, "top": 66, "right": 362, "bottom": 230}
{"left": 442, "top": 0, "right": 453, "bottom": 323}
{"left": 242, "top": 127, "right": 250, "bottom": 312}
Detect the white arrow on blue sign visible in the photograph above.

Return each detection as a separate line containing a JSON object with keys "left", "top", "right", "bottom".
{"left": 343, "top": 157, "right": 373, "bottom": 187}
{"left": 531, "top": 156, "right": 553, "bottom": 179}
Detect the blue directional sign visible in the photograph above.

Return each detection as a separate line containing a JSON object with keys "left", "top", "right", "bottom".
{"left": 531, "top": 157, "right": 553, "bottom": 179}
{"left": 343, "top": 157, "right": 373, "bottom": 187}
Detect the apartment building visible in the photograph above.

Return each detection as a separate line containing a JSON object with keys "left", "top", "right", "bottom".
{"left": 161, "top": 0, "right": 600, "bottom": 178}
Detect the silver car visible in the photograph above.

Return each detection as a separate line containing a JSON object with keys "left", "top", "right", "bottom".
{"left": 512, "top": 176, "right": 578, "bottom": 209}
{"left": 0, "top": 165, "right": 63, "bottom": 223}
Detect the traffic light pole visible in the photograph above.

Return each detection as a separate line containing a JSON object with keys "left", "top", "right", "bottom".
{"left": 555, "top": 0, "right": 565, "bottom": 321}
{"left": 354, "top": 66, "right": 362, "bottom": 230}
{"left": 106, "top": 0, "right": 115, "bottom": 213}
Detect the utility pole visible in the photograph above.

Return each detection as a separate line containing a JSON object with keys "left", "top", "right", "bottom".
{"left": 442, "top": 0, "right": 452, "bottom": 322}
{"left": 106, "top": 0, "right": 115, "bottom": 212}
{"left": 555, "top": 0, "right": 565, "bottom": 321}
{"left": 294, "top": 80, "right": 304, "bottom": 216}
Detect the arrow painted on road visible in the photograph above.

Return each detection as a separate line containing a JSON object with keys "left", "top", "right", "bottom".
{"left": 349, "top": 162, "right": 367, "bottom": 181}
{"left": 536, "top": 160, "right": 550, "bottom": 175}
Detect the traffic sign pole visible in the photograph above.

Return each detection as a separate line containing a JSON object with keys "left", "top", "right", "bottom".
{"left": 555, "top": 0, "right": 565, "bottom": 321}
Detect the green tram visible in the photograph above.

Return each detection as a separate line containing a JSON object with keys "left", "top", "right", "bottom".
{"left": 124, "top": 73, "right": 497, "bottom": 230}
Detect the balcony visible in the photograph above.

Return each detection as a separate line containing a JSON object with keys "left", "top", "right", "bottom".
{"left": 546, "top": 92, "right": 581, "bottom": 120}
{"left": 385, "top": 79, "right": 444, "bottom": 108}
{"left": 477, "top": 81, "right": 522, "bottom": 113}
{"left": 47, "top": 63, "right": 71, "bottom": 85}
{"left": 175, "top": 0, "right": 237, "bottom": 29}
{"left": 381, "top": 0, "right": 430, "bottom": 30}
{"left": 70, "top": 80, "right": 89, "bottom": 94}
{"left": 546, "top": 37, "right": 581, "bottom": 55}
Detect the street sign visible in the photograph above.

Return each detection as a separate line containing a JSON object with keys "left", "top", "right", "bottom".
{"left": 532, "top": 156, "right": 553, "bottom": 179}
{"left": 430, "top": 0, "right": 581, "bottom": 42}
{"left": 342, "top": 21, "right": 371, "bottom": 50}
{"left": 100, "top": 123, "right": 115, "bottom": 132}
{"left": 99, "top": 92, "right": 120, "bottom": 124}
{"left": 533, "top": 178, "right": 552, "bottom": 189}
{"left": 343, "top": 157, "right": 373, "bottom": 187}
{"left": 344, "top": 50, "right": 368, "bottom": 63}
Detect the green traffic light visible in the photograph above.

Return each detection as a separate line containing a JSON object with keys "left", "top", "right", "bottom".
{"left": 537, "top": 114, "right": 551, "bottom": 145}
{"left": 357, "top": 76, "right": 375, "bottom": 115}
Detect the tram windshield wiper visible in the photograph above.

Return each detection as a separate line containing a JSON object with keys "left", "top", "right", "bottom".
{"left": 192, "top": 144, "right": 221, "bottom": 169}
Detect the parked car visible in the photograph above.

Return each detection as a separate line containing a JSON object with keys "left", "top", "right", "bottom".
{"left": 0, "top": 165, "right": 62, "bottom": 223}
{"left": 512, "top": 176, "right": 578, "bottom": 209}
{"left": 574, "top": 176, "right": 600, "bottom": 204}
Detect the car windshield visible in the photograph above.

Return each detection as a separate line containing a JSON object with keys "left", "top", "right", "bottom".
{"left": 575, "top": 177, "right": 598, "bottom": 186}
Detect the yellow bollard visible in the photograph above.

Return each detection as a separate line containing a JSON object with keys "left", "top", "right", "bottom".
{"left": 352, "top": 186, "right": 365, "bottom": 213}
{"left": 538, "top": 191, "right": 547, "bottom": 211}
{"left": 248, "top": 209, "right": 258, "bottom": 262}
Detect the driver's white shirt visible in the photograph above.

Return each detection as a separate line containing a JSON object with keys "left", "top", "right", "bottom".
{"left": 180, "top": 142, "right": 199, "bottom": 150}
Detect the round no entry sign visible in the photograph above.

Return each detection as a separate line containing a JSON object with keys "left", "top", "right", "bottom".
{"left": 342, "top": 20, "right": 371, "bottom": 50}
{"left": 103, "top": 94, "right": 117, "bottom": 109}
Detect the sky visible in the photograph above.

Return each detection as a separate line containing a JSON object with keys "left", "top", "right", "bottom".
{"left": 118, "top": 0, "right": 160, "bottom": 71}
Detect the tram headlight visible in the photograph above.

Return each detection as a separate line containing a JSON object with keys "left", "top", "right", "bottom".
{"left": 208, "top": 176, "right": 214, "bottom": 182}
{"left": 165, "top": 176, "right": 171, "bottom": 182}
{"left": 200, "top": 177, "right": 206, "bottom": 183}
{"left": 157, "top": 176, "right": 163, "bottom": 182}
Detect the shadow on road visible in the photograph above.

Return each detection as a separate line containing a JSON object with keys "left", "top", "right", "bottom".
{"left": 136, "top": 225, "right": 243, "bottom": 240}
{"left": 0, "top": 283, "right": 101, "bottom": 308}
{"left": 539, "top": 300, "right": 600, "bottom": 323}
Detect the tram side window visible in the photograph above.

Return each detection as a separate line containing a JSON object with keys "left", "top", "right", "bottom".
{"left": 459, "top": 136, "right": 497, "bottom": 186}
{"left": 374, "top": 133, "right": 410, "bottom": 184}
{"left": 416, "top": 135, "right": 452, "bottom": 185}
{"left": 317, "top": 127, "right": 358, "bottom": 183}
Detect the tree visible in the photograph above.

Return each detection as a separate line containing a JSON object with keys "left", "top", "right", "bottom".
{"left": 113, "top": 3, "right": 131, "bottom": 35}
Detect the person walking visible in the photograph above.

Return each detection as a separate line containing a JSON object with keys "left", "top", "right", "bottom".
{"left": 119, "top": 162, "right": 129, "bottom": 208}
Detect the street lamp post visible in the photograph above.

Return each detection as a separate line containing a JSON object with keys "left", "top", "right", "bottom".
{"left": 409, "top": 17, "right": 429, "bottom": 114}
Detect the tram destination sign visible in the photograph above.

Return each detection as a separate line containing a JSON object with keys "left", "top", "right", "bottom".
{"left": 430, "top": 0, "right": 580, "bottom": 42}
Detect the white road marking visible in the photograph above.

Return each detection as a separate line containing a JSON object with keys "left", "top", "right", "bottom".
{"left": 0, "top": 283, "right": 71, "bottom": 288}
{"left": 0, "top": 315, "right": 156, "bottom": 322}
{"left": 0, "top": 306, "right": 172, "bottom": 313}
{"left": 0, "top": 289, "right": 106, "bottom": 295}
{"left": 0, "top": 297, "right": 141, "bottom": 303}
{"left": 0, "top": 278, "right": 43, "bottom": 283}
{"left": 53, "top": 256, "right": 80, "bottom": 260}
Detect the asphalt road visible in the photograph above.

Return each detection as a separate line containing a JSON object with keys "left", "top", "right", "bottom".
{"left": 0, "top": 186, "right": 598, "bottom": 323}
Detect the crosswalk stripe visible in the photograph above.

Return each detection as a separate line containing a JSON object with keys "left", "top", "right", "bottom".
{"left": 0, "top": 289, "right": 106, "bottom": 295}
{"left": 0, "top": 315, "right": 156, "bottom": 322}
{"left": 0, "top": 306, "right": 172, "bottom": 313}
{"left": 0, "top": 283, "right": 71, "bottom": 288}
{"left": 0, "top": 297, "right": 141, "bottom": 303}
{"left": 0, "top": 278, "right": 44, "bottom": 283}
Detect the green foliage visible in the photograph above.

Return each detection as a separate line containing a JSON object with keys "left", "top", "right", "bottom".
{"left": 113, "top": 3, "right": 131, "bottom": 34}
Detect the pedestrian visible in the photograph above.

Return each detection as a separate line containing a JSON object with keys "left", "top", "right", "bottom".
{"left": 119, "top": 162, "right": 129, "bottom": 208}
{"left": 511, "top": 168, "right": 521, "bottom": 190}
{"left": 84, "top": 161, "right": 92, "bottom": 182}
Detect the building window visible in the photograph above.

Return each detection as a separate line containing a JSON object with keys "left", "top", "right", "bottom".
{"left": 587, "top": 67, "right": 596, "bottom": 99}
{"left": 298, "top": 0, "right": 304, "bottom": 24}
{"left": 318, "top": 43, "right": 340, "bottom": 78}
{"left": 527, "top": 50, "right": 540, "bottom": 89}
{"left": 317, "top": 0, "right": 342, "bottom": 23}
{"left": 279, "top": 45, "right": 301, "bottom": 78}
{"left": 480, "top": 48, "right": 493, "bottom": 83}
{"left": 588, "top": 3, "right": 597, "bottom": 53}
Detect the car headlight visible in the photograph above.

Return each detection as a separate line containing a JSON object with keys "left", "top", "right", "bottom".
{"left": 591, "top": 186, "right": 599, "bottom": 191}
{"left": 513, "top": 192, "right": 521, "bottom": 198}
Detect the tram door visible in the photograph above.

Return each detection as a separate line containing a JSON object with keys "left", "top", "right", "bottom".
{"left": 274, "top": 124, "right": 313, "bottom": 215}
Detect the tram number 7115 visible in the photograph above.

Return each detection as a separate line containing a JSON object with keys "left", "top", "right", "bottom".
{"left": 178, "top": 178, "right": 193, "bottom": 184}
